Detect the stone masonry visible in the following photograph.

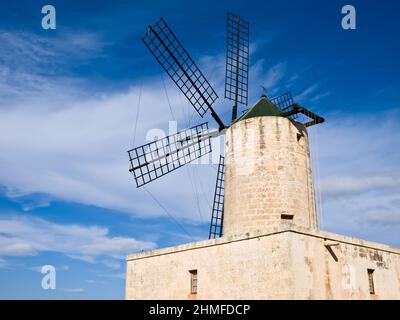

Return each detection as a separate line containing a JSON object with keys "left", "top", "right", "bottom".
{"left": 125, "top": 107, "right": 400, "bottom": 300}
{"left": 224, "top": 116, "right": 317, "bottom": 236}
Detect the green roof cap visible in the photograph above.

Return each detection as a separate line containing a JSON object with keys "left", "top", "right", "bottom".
{"left": 236, "top": 96, "right": 282, "bottom": 122}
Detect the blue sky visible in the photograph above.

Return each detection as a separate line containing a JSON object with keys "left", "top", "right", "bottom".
{"left": 0, "top": 0, "right": 399, "bottom": 299}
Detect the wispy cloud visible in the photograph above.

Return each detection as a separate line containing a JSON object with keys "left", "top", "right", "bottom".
{"left": 0, "top": 83, "right": 222, "bottom": 220}
{"left": 0, "top": 29, "right": 105, "bottom": 104}
{"left": 97, "top": 272, "right": 125, "bottom": 280}
{"left": 0, "top": 31, "right": 292, "bottom": 229}
{"left": 294, "top": 83, "right": 319, "bottom": 101}
{"left": 310, "top": 91, "right": 332, "bottom": 103}
{"left": 294, "top": 83, "right": 331, "bottom": 104}
{"left": 245, "top": 60, "right": 287, "bottom": 98}
{"left": 61, "top": 288, "right": 85, "bottom": 294}
{"left": 0, "top": 216, "right": 156, "bottom": 262}
{"left": 0, "top": 29, "right": 105, "bottom": 70}
{"left": 365, "top": 212, "right": 400, "bottom": 226}
{"left": 101, "top": 260, "right": 121, "bottom": 270}
{"left": 85, "top": 279, "right": 107, "bottom": 285}
{"left": 0, "top": 29, "right": 225, "bottom": 222}
{"left": 320, "top": 174, "right": 400, "bottom": 198}
{"left": 0, "top": 24, "right": 399, "bottom": 252}
{"left": 310, "top": 110, "right": 400, "bottom": 246}
{"left": 28, "top": 264, "right": 69, "bottom": 272}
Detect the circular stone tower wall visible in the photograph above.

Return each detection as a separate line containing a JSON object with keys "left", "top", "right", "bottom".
{"left": 223, "top": 116, "right": 318, "bottom": 237}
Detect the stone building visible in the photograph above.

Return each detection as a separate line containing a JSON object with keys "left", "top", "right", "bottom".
{"left": 125, "top": 96, "right": 400, "bottom": 300}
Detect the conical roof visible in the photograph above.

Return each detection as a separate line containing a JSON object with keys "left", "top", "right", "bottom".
{"left": 235, "top": 95, "right": 282, "bottom": 123}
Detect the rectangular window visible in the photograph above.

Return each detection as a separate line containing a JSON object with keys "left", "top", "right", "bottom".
{"left": 367, "top": 269, "right": 375, "bottom": 294}
{"left": 189, "top": 270, "right": 197, "bottom": 294}
{"left": 281, "top": 214, "right": 294, "bottom": 220}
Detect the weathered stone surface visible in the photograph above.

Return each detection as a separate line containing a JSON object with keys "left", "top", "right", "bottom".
{"left": 224, "top": 116, "right": 317, "bottom": 236}
{"left": 125, "top": 115, "right": 400, "bottom": 300}
{"left": 125, "top": 226, "right": 400, "bottom": 299}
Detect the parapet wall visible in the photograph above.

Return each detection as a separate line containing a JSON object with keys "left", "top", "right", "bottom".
{"left": 125, "top": 227, "right": 400, "bottom": 300}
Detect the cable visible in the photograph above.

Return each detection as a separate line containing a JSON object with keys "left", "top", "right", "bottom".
{"left": 161, "top": 70, "right": 204, "bottom": 224}
{"left": 186, "top": 166, "right": 205, "bottom": 224}
{"left": 132, "top": 83, "right": 143, "bottom": 148}
{"left": 312, "top": 126, "right": 324, "bottom": 230}
{"left": 315, "top": 126, "right": 324, "bottom": 229}
{"left": 193, "top": 165, "right": 214, "bottom": 213}
{"left": 144, "top": 186, "right": 195, "bottom": 241}
{"left": 160, "top": 71, "right": 176, "bottom": 121}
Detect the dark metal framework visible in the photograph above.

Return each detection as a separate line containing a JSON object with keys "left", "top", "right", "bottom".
{"left": 225, "top": 12, "right": 249, "bottom": 120}
{"left": 271, "top": 92, "right": 325, "bottom": 126}
{"left": 142, "top": 18, "right": 225, "bottom": 130}
{"left": 209, "top": 155, "right": 225, "bottom": 239}
{"left": 281, "top": 104, "right": 325, "bottom": 127}
{"left": 128, "top": 123, "right": 211, "bottom": 188}
{"left": 270, "top": 92, "right": 298, "bottom": 120}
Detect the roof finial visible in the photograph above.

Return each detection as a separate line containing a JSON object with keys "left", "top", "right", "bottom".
{"left": 260, "top": 85, "right": 268, "bottom": 98}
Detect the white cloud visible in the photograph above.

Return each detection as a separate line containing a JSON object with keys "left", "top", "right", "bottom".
{"left": 310, "top": 91, "right": 331, "bottom": 103}
{"left": 309, "top": 110, "right": 400, "bottom": 246}
{"left": 0, "top": 29, "right": 105, "bottom": 71}
{"left": 294, "top": 83, "right": 319, "bottom": 101}
{"left": 61, "top": 288, "right": 85, "bottom": 293}
{"left": 28, "top": 264, "right": 69, "bottom": 272}
{"left": 0, "top": 30, "right": 226, "bottom": 222}
{"left": 0, "top": 83, "right": 223, "bottom": 221}
{"left": 1, "top": 28, "right": 399, "bottom": 251}
{"left": 0, "top": 216, "right": 156, "bottom": 262}
{"left": 366, "top": 212, "right": 400, "bottom": 226}
{"left": 85, "top": 279, "right": 106, "bottom": 285}
{"left": 101, "top": 260, "right": 121, "bottom": 270}
{"left": 320, "top": 174, "right": 400, "bottom": 198}
{"left": 0, "top": 236, "right": 37, "bottom": 256}
{"left": 0, "top": 29, "right": 105, "bottom": 104}
{"left": 260, "top": 61, "right": 286, "bottom": 95}
{"left": 97, "top": 272, "right": 125, "bottom": 280}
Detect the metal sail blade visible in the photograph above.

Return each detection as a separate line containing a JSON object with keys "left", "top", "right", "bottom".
{"left": 280, "top": 104, "right": 325, "bottom": 127}
{"left": 209, "top": 155, "right": 225, "bottom": 239}
{"left": 270, "top": 92, "right": 298, "bottom": 120}
{"left": 225, "top": 12, "right": 249, "bottom": 121}
{"left": 128, "top": 123, "right": 212, "bottom": 188}
{"left": 271, "top": 92, "right": 325, "bottom": 127}
{"left": 142, "top": 18, "right": 225, "bottom": 130}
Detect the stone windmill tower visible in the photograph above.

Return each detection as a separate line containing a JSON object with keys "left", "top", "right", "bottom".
{"left": 224, "top": 96, "right": 319, "bottom": 237}
{"left": 125, "top": 14, "right": 400, "bottom": 300}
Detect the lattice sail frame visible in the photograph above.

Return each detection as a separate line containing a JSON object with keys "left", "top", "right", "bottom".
{"left": 224, "top": 12, "right": 249, "bottom": 106}
{"left": 270, "top": 92, "right": 298, "bottom": 120}
{"left": 142, "top": 18, "right": 218, "bottom": 118}
{"left": 270, "top": 91, "right": 325, "bottom": 127}
{"left": 209, "top": 155, "right": 225, "bottom": 239}
{"left": 128, "top": 123, "right": 211, "bottom": 188}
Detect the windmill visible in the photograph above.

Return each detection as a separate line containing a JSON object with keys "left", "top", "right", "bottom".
{"left": 127, "top": 13, "right": 325, "bottom": 240}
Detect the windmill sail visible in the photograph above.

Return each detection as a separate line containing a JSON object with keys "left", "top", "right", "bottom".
{"left": 270, "top": 92, "right": 298, "bottom": 120}
{"left": 142, "top": 18, "right": 225, "bottom": 130}
{"left": 280, "top": 104, "right": 325, "bottom": 127}
{"left": 225, "top": 12, "right": 249, "bottom": 121}
{"left": 271, "top": 92, "right": 325, "bottom": 127}
{"left": 128, "top": 123, "right": 212, "bottom": 188}
{"left": 209, "top": 155, "right": 225, "bottom": 239}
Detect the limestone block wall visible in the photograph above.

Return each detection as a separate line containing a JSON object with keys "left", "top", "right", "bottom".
{"left": 125, "top": 228, "right": 400, "bottom": 300}
{"left": 126, "top": 231, "right": 294, "bottom": 300}
{"left": 289, "top": 231, "right": 400, "bottom": 299}
{"left": 224, "top": 116, "right": 317, "bottom": 237}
